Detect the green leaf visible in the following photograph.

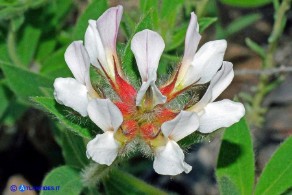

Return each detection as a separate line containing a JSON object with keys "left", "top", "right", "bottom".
{"left": 255, "top": 136, "right": 292, "bottom": 195}
{"left": 0, "top": 64, "right": 54, "bottom": 101}
{"left": 0, "top": 82, "right": 10, "bottom": 118}
{"left": 39, "top": 87, "right": 54, "bottom": 98}
{"left": 217, "top": 13, "right": 261, "bottom": 39}
{"left": 217, "top": 176, "right": 240, "bottom": 195}
{"left": 41, "top": 166, "right": 83, "bottom": 195}
{"left": 245, "top": 38, "right": 265, "bottom": 58}
{"left": 216, "top": 118, "right": 255, "bottom": 195}
{"left": 61, "top": 130, "right": 88, "bottom": 169}
{"left": 165, "top": 23, "right": 187, "bottom": 52}
{"left": 0, "top": 5, "right": 27, "bottom": 20}
{"left": 11, "top": 15, "right": 24, "bottom": 31}
{"left": 32, "top": 97, "right": 98, "bottom": 139}
{"left": 16, "top": 25, "right": 42, "bottom": 67}
{"left": 0, "top": 0, "right": 18, "bottom": 6}
{"left": 0, "top": 37, "right": 11, "bottom": 64}
{"left": 225, "top": 13, "right": 261, "bottom": 37}
{"left": 40, "top": 47, "right": 72, "bottom": 78}
{"left": 0, "top": 81, "right": 27, "bottom": 125}
{"left": 1, "top": 99, "right": 27, "bottom": 126}
{"left": 139, "top": 0, "right": 158, "bottom": 13}
{"left": 199, "top": 17, "right": 218, "bottom": 33}
{"left": 160, "top": 17, "right": 217, "bottom": 52}
{"left": 36, "top": 39, "right": 57, "bottom": 62}
{"left": 220, "top": 0, "right": 272, "bottom": 8}
{"left": 45, "top": 0, "right": 73, "bottom": 28}
{"left": 105, "top": 168, "right": 167, "bottom": 195}
{"left": 160, "top": 0, "right": 183, "bottom": 28}
{"left": 120, "top": 13, "right": 136, "bottom": 39}
{"left": 73, "top": 0, "right": 107, "bottom": 40}
{"left": 122, "top": 10, "right": 153, "bottom": 82}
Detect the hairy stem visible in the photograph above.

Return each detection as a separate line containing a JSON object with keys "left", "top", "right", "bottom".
{"left": 249, "top": 0, "right": 291, "bottom": 126}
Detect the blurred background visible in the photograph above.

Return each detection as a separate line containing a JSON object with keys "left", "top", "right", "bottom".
{"left": 0, "top": 0, "right": 291, "bottom": 194}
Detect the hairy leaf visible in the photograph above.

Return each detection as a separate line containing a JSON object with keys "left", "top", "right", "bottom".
{"left": 32, "top": 97, "right": 100, "bottom": 139}
{"left": 216, "top": 118, "right": 255, "bottom": 195}
{"left": 0, "top": 64, "right": 53, "bottom": 101}
{"left": 255, "top": 136, "right": 292, "bottom": 195}
{"left": 41, "top": 166, "right": 83, "bottom": 195}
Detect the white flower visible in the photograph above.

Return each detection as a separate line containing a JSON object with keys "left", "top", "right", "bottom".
{"left": 86, "top": 99, "right": 123, "bottom": 165}
{"left": 53, "top": 41, "right": 99, "bottom": 117}
{"left": 175, "top": 12, "right": 227, "bottom": 90}
{"left": 188, "top": 62, "right": 245, "bottom": 133}
{"left": 131, "top": 29, "right": 167, "bottom": 106}
{"left": 53, "top": 5, "right": 246, "bottom": 176}
{"left": 85, "top": 5, "right": 123, "bottom": 79}
{"left": 154, "top": 111, "right": 199, "bottom": 175}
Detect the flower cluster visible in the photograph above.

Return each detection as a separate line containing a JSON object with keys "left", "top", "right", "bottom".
{"left": 53, "top": 5, "right": 245, "bottom": 175}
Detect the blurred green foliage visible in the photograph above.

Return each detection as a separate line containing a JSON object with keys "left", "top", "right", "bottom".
{"left": 220, "top": 0, "right": 273, "bottom": 8}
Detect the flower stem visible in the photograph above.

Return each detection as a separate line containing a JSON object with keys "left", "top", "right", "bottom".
{"left": 81, "top": 163, "right": 111, "bottom": 187}
{"left": 249, "top": 0, "right": 291, "bottom": 126}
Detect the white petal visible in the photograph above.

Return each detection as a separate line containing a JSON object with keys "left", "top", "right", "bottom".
{"left": 189, "top": 61, "right": 234, "bottom": 112}
{"left": 64, "top": 41, "right": 90, "bottom": 85}
{"left": 86, "top": 131, "right": 119, "bottom": 166}
{"left": 161, "top": 111, "right": 199, "bottom": 142}
{"left": 198, "top": 99, "right": 245, "bottom": 133}
{"left": 176, "top": 13, "right": 201, "bottom": 87}
{"left": 131, "top": 29, "right": 165, "bottom": 82}
{"left": 182, "top": 12, "right": 201, "bottom": 64}
{"left": 183, "top": 40, "right": 227, "bottom": 87}
{"left": 154, "top": 140, "right": 192, "bottom": 175}
{"left": 136, "top": 79, "right": 166, "bottom": 107}
{"left": 53, "top": 78, "right": 88, "bottom": 117}
{"left": 96, "top": 5, "right": 123, "bottom": 52}
{"left": 85, "top": 20, "right": 106, "bottom": 69}
{"left": 85, "top": 6, "right": 122, "bottom": 77}
{"left": 87, "top": 99, "right": 123, "bottom": 132}
{"left": 210, "top": 61, "right": 234, "bottom": 102}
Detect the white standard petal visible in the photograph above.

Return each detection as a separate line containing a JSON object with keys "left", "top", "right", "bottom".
{"left": 87, "top": 99, "right": 123, "bottom": 132}
{"left": 198, "top": 99, "right": 245, "bottom": 133}
{"left": 189, "top": 61, "right": 234, "bottom": 112}
{"left": 64, "top": 41, "right": 90, "bottom": 85}
{"left": 96, "top": 5, "right": 123, "bottom": 52}
{"left": 53, "top": 78, "right": 88, "bottom": 117}
{"left": 85, "top": 20, "right": 106, "bottom": 69}
{"left": 154, "top": 140, "right": 192, "bottom": 175}
{"left": 131, "top": 30, "right": 166, "bottom": 106}
{"left": 131, "top": 29, "right": 165, "bottom": 82}
{"left": 182, "top": 12, "right": 201, "bottom": 64}
{"left": 182, "top": 40, "right": 227, "bottom": 87}
{"left": 86, "top": 131, "right": 119, "bottom": 166}
{"left": 161, "top": 111, "right": 199, "bottom": 142}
